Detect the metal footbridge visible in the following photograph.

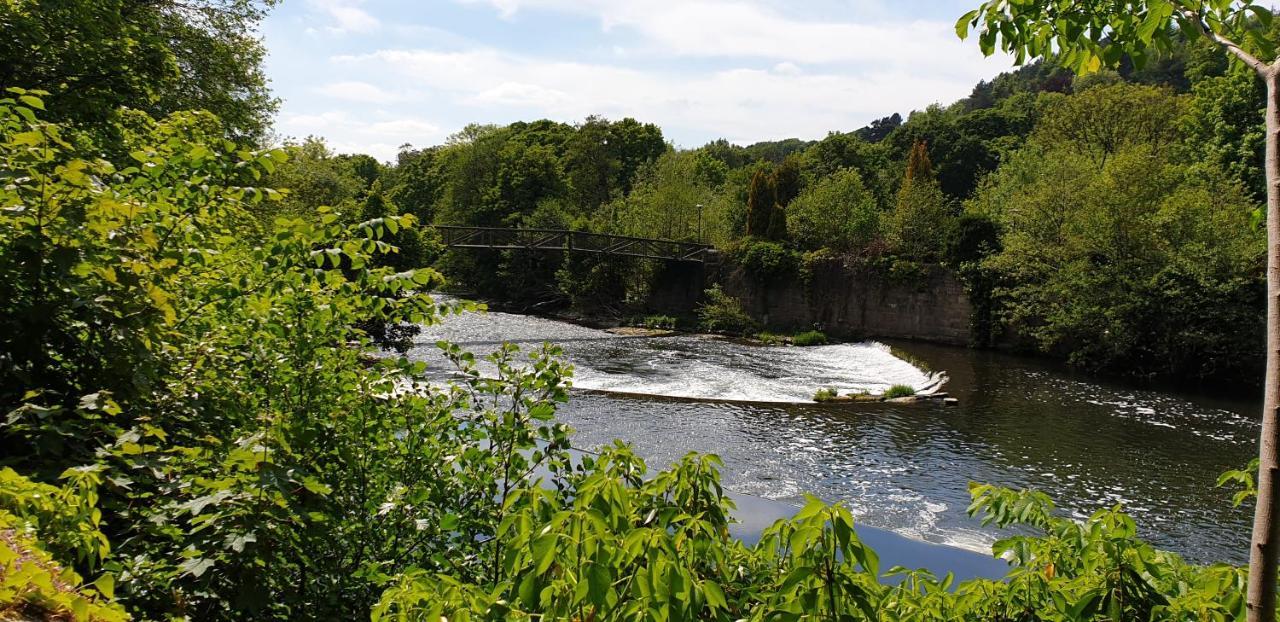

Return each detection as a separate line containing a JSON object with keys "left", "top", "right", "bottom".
{"left": 434, "top": 226, "right": 713, "bottom": 263}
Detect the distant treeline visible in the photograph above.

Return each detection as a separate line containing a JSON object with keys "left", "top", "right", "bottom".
{"left": 267, "top": 34, "right": 1265, "bottom": 384}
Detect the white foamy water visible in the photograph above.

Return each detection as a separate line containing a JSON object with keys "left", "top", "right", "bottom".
{"left": 412, "top": 307, "right": 943, "bottom": 403}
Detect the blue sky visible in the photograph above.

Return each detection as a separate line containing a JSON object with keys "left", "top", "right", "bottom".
{"left": 262, "top": 0, "right": 1018, "bottom": 160}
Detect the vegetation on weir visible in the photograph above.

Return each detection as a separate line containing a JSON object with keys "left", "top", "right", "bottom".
{"left": 791, "top": 330, "right": 830, "bottom": 347}
{"left": 883, "top": 385, "right": 918, "bottom": 399}
{"left": 2, "top": 0, "right": 1280, "bottom": 620}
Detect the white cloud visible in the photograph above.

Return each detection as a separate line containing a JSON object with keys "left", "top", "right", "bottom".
{"left": 334, "top": 46, "right": 1005, "bottom": 147}
{"left": 275, "top": 111, "right": 442, "bottom": 161}
{"left": 455, "top": 0, "right": 1000, "bottom": 74}
{"left": 314, "top": 81, "right": 405, "bottom": 104}
{"left": 772, "top": 62, "right": 801, "bottom": 75}
{"left": 307, "top": 0, "right": 379, "bottom": 34}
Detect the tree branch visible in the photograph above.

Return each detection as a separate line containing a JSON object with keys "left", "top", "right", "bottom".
{"left": 1180, "top": 8, "right": 1271, "bottom": 76}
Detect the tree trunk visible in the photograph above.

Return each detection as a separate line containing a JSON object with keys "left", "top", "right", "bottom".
{"left": 1248, "top": 68, "right": 1280, "bottom": 622}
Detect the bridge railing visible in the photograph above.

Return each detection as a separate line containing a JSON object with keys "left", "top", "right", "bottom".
{"left": 434, "top": 226, "right": 713, "bottom": 263}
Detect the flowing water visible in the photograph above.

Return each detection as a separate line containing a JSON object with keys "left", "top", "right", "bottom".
{"left": 407, "top": 305, "right": 1260, "bottom": 565}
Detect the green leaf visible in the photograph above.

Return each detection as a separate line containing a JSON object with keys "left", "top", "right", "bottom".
{"left": 92, "top": 573, "right": 115, "bottom": 599}
{"left": 179, "top": 557, "right": 215, "bottom": 578}
{"left": 18, "top": 95, "right": 44, "bottom": 110}
{"left": 703, "top": 580, "right": 726, "bottom": 609}
{"left": 956, "top": 9, "right": 979, "bottom": 39}
{"left": 533, "top": 534, "right": 557, "bottom": 574}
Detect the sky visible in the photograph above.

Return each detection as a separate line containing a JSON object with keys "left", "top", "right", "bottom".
{"left": 261, "top": 0, "right": 1020, "bottom": 161}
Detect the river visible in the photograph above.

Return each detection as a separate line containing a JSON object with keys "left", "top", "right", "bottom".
{"left": 407, "top": 303, "right": 1259, "bottom": 566}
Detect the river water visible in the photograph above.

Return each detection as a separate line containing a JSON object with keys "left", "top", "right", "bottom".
{"left": 408, "top": 305, "right": 1260, "bottom": 565}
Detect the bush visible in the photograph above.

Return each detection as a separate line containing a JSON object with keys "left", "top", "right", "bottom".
{"left": 726, "top": 238, "right": 799, "bottom": 282}
{"left": 787, "top": 167, "right": 880, "bottom": 252}
{"left": 640, "top": 314, "right": 677, "bottom": 330}
{"left": 697, "top": 284, "right": 757, "bottom": 334}
{"left": 375, "top": 459, "right": 1251, "bottom": 622}
{"left": 755, "top": 331, "right": 786, "bottom": 345}
{"left": 883, "top": 384, "right": 916, "bottom": 398}
{"left": 943, "top": 212, "right": 1001, "bottom": 267}
{"left": 813, "top": 388, "right": 840, "bottom": 402}
{"left": 791, "top": 330, "right": 829, "bottom": 346}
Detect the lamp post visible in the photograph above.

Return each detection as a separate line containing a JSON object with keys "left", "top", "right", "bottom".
{"left": 696, "top": 203, "right": 703, "bottom": 244}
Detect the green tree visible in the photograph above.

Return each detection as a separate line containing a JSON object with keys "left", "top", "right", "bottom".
{"left": 1034, "top": 83, "right": 1187, "bottom": 166}
{"left": 957, "top": 5, "right": 1280, "bottom": 614}
{"left": 886, "top": 141, "right": 951, "bottom": 260}
{"left": 786, "top": 168, "right": 880, "bottom": 252}
{"left": 609, "top": 151, "right": 718, "bottom": 242}
{"left": 1183, "top": 68, "right": 1267, "bottom": 200}
{"left": 388, "top": 146, "right": 443, "bottom": 224}
{"left": 0, "top": 0, "right": 279, "bottom": 142}
{"left": 267, "top": 137, "right": 365, "bottom": 222}
{"left": 745, "top": 168, "right": 777, "bottom": 238}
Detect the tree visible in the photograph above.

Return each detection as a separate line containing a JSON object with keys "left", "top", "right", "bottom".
{"left": 786, "top": 168, "right": 880, "bottom": 251}
{"left": 887, "top": 141, "right": 950, "bottom": 260}
{"left": 1183, "top": 68, "right": 1267, "bottom": 200}
{"left": 609, "top": 152, "right": 718, "bottom": 242}
{"left": 388, "top": 147, "right": 443, "bottom": 224}
{"left": 0, "top": 0, "right": 279, "bottom": 142}
{"left": 957, "top": 3, "right": 1280, "bottom": 618}
{"left": 855, "top": 113, "right": 903, "bottom": 142}
{"left": 267, "top": 137, "right": 365, "bottom": 221}
{"left": 745, "top": 168, "right": 777, "bottom": 238}
{"left": 1034, "top": 83, "right": 1187, "bottom": 166}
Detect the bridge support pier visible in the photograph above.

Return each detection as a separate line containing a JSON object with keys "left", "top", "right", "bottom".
{"left": 646, "top": 261, "right": 709, "bottom": 317}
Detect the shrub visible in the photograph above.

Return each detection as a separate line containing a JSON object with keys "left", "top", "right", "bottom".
{"left": 755, "top": 331, "right": 786, "bottom": 345}
{"left": 726, "top": 238, "right": 799, "bottom": 282}
{"left": 813, "top": 388, "right": 840, "bottom": 402}
{"left": 376, "top": 459, "right": 1251, "bottom": 622}
{"left": 697, "top": 284, "right": 757, "bottom": 334}
{"left": 640, "top": 314, "right": 677, "bottom": 330}
{"left": 883, "top": 384, "right": 916, "bottom": 398}
{"left": 787, "top": 167, "right": 880, "bottom": 252}
{"left": 943, "top": 212, "right": 1001, "bottom": 267}
{"left": 792, "top": 330, "right": 829, "bottom": 346}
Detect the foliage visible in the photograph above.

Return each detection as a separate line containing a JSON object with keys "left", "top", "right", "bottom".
{"left": 791, "top": 330, "right": 829, "bottom": 347}
{"left": 812, "top": 388, "right": 840, "bottom": 402}
{"left": 697, "top": 285, "right": 757, "bottom": 335}
{"left": 957, "top": 0, "right": 1273, "bottom": 75}
{"left": 786, "top": 168, "right": 880, "bottom": 252}
{"left": 1219, "top": 459, "right": 1262, "bottom": 507}
{"left": 265, "top": 137, "right": 369, "bottom": 224}
{"left": 1183, "top": 69, "right": 1267, "bottom": 201}
{"left": 0, "top": 95, "right": 567, "bottom": 619}
{"left": 727, "top": 239, "right": 800, "bottom": 283}
{"left": 1033, "top": 84, "right": 1186, "bottom": 166}
{"left": 755, "top": 331, "right": 786, "bottom": 346}
{"left": 0, "top": 468, "right": 124, "bottom": 621}
{"left": 883, "top": 385, "right": 917, "bottom": 399}
{"left": 639, "top": 315, "right": 678, "bottom": 330}
{"left": 745, "top": 168, "right": 778, "bottom": 239}
{"left": 373, "top": 452, "right": 1258, "bottom": 621}
{"left": 886, "top": 142, "right": 952, "bottom": 261}
{"left": 0, "top": 0, "right": 279, "bottom": 144}
{"left": 973, "top": 107, "right": 1265, "bottom": 380}
{"left": 609, "top": 151, "right": 718, "bottom": 242}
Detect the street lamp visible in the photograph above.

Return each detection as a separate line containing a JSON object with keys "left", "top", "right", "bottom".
{"left": 696, "top": 203, "right": 704, "bottom": 244}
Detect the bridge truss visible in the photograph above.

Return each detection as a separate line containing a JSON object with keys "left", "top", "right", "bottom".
{"left": 434, "top": 226, "right": 713, "bottom": 263}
